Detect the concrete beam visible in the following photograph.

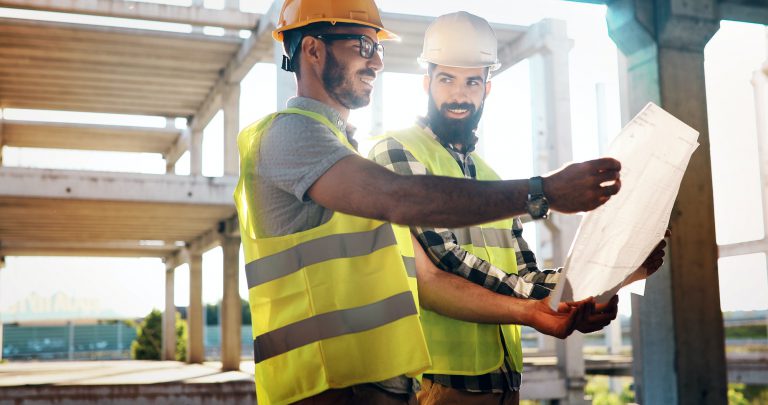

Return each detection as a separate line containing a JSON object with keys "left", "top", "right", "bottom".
{"left": 190, "top": 6, "right": 276, "bottom": 131}
{"left": 4, "top": 120, "right": 180, "bottom": 154}
{"left": 719, "top": 0, "right": 768, "bottom": 26}
{"left": 0, "top": 240, "right": 178, "bottom": 257}
{"left": 497, "top": 19, "right": 574, "bottom": 75}
{"left": 220, "top": 236, "right": 241, "bottom": 371}
{"left": 719, "top": 239, "right": 768, "bottom": 258}
{"left": 165, "top": 128, "right": 191, "bottom": 168}
{"left": 187, "top": 252, "right": 204, "bottom": 364}
{"left": 0, "top": 0, "right": 259, "bottom": 30}
{"left": 0, "top": 167, "right": 237, "bottom": 205}
{"left": 164, "top": 248, "right": 190, "bottom": 272}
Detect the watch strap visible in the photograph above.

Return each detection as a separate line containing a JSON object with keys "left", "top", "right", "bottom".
{"left": 529, "top": 176, "right": 544, "bottom": 197}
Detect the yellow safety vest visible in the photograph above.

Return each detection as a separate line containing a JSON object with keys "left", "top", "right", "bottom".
{"left": 383, "top": 125, "right": 524, "bottom": 375}
{"left": 234, "top": 109, "right": 430, "bottom": 405}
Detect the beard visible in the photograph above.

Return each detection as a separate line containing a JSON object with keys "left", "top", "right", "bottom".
{"left": 426, "top": 96, "right": 484, "bottom": 148}
{"left": 322, "top": 48, "right": 376, "bottom": 110}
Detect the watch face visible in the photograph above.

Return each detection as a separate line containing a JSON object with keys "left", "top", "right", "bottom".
{"left": 527, "top": 197, "right": 550, "bottom": 218}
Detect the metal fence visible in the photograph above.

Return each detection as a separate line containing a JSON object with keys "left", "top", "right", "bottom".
{"left": 2, "top": 323, "right": 254, "bottom": 361}
{"left": 2, "top": 323, "right": 136, "bottom": 360}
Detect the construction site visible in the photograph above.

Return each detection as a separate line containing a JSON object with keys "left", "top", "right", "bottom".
{"left": 0, "top": 0, "right": 767, "bottom": 404}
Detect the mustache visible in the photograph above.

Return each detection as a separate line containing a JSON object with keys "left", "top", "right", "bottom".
{"left": 440, "top": 102, "right": 476, "bottom": 115}
{"left": 358, "top": 68, "right": 376, "bottom": 80}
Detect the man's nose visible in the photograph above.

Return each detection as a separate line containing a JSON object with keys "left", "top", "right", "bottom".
{"left": 367, "top": 50, "right": 383, "bottom": 72}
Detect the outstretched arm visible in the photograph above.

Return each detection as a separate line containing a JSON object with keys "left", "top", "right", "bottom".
{"left": 309, "top": 153, "right": 621, "bottom": 228}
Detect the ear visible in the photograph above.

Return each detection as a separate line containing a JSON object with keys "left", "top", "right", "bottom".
{"left": 484, "top": 80, "right": 492, "bottom": 99}
{"left": 422, "top": 74, "right": 430, "bottom": 94}
{"left": 302, "top": 36, "right": 324, "bottom": 70}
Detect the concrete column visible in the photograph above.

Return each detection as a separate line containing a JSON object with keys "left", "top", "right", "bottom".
{"left": 607, "top": 1, "right": 725, "bottom": 403}
{"left": 221, "top": 236, "right": 241, "bottom": 371}
{"left": 162, "top": 264, "right": 177, "bottom": 361}
{"left": 751, "top": 71, "right": 768, "bottom": 250}
{"left": 528, "top": 19, "right": 584, "bottom": 405}
{"left": 0, "top": 263, "right": 3, "bottom": 362}
{"left": 190, "top": 128, "right": 203, "bottom": 176}
{"left": 187, "top": 253, "right": 204, "bottom": 364}
{"left": 223, "top": 83, "right": 241, "bottom": 176}
{"left": 67, "top": 321, "right": 75, "bottom": 360}
{"left": 371, "top": 74, "right": 385, "bottom": 136}
{"left": 274, "top": 41, "right": 297, "bottom": 110}
{"left": 0, "top": 115, "right": 4, "bottom": 166}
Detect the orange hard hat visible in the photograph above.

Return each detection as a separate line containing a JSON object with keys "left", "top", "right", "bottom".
{"left": 272, "top": 0, "right": 399, "bottom": 42}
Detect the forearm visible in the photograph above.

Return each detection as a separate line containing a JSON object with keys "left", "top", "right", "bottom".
{"left": 415, "top": 227, "right": 543, "bottom": 298}
{"left": 415, "top": 239, "right": 535, "bottom": 325}
{"left": 383, "top": 174, "right": 529, "bottom": 227}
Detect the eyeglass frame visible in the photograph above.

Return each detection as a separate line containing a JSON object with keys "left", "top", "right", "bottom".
{"left": 311, "top": 33, "right": 384, "bottom": 60}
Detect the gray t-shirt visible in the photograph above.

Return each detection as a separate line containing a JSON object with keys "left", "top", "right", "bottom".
{"left": 255, "top": 97, "right": 355, "bottom": 237}
{"left": 252, "top": 96, "right": 418, "bottom": 395}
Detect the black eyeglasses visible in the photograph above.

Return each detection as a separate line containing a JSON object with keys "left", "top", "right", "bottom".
{"left": 312, "top": 34, "right": 384, "bottom": 60}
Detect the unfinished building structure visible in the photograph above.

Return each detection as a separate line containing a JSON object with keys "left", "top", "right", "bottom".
{"left": 0, "top": 0, "right": 767, "bottom": 404}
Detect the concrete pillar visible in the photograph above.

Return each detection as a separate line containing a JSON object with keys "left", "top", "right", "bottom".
{"left": 607, "top": 1, "right": 725, "bottom": 403}
{"left": 67, "top": 321, "right": 75, "bottom": 360}
{"left": 0, "top": 262, "right": 3, "bottom": 362}
{"left": 275, "top": 41, "right": 297, "bottom": 110}
{"left": 751, "top": 71, "right": 768, "bottom": 251}
{"left": 190, "top": 128, "right": 203, "bottom": 176}
{"left": 371, "top": 74, "right": 384, "bottom": 136}
{"left": 0, "top": 115, "right": 4, "bottom": 167}
{"left": 162, "top": 264, "right": 177, "bottom": 361}
{"left": 223, "top": 83, "right": 241, "bottom": 176}
{"left": 527, "top": 19, "right": 584, "bottom": 405}
{"left": 187, "top": 253, "right": 204, "bottom": 364}
{"left": 221, "top": 237, "right": 241, "bottom": 371}
{"left": 595, "top": 82, "right": 612, "bottom": 153}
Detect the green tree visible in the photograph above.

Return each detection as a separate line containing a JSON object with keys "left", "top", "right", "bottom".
{"left": 130, "top": 309, "right": 187, "bottom": 361}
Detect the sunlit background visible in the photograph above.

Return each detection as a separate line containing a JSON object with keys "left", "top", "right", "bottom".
{"left": 0, "top": 0, "right": 766, "bottom": 326}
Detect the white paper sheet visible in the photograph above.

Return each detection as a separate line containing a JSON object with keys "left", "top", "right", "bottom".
{"left": 550, "top": 102, "right": 699, "bottom": 309}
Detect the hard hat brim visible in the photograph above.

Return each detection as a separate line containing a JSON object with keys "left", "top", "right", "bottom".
{"left": 417, "top": 57, "right": 501, "bottom": 72}
{"left": 273, "top": 19, "right": 400, "bottom": 42}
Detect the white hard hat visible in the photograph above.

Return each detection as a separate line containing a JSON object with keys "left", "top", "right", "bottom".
{"left": 418, "top": 11, "right": 501, "bottom": 72}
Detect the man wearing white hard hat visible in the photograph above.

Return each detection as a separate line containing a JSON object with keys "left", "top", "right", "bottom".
{"left": 370, "top": 11, "right": 668, "bottom": 405}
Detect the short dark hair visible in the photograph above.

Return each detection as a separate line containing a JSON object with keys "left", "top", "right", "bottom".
{"left": 283, "top": 22, "right": 372, "bottom": 78}
{"left": 427, "top": 63, "right": 491, "bottom": 81}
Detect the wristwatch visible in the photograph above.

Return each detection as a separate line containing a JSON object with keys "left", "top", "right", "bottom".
{"left": 526, "top": 176, "right": 550, "bottom": 219}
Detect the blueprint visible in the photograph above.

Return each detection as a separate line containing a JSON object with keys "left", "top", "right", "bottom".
{"left": 550, "top": 102, "right": 699, "bottom": 309}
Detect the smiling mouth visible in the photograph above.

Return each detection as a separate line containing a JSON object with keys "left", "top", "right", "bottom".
{"left": 447, "top": 108, "right": 469, "bottom": 114}
{"left": 360, "top": 76, "right": 376, "bottom": 86}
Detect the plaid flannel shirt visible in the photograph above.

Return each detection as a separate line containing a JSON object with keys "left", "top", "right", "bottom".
{"left": 368, "top": 123, "right": 561, "bottom": 393}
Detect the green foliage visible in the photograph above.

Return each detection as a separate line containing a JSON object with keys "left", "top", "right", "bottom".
{"left": 130, "top": 309, "right": 187, "bottom": 361}
{"left": 585, "top": 376, "right": 635, "bottom": 405}
{"left": 131, "top": 309, "right": 162, "bottom": 360}
{"left": 175, "top": 312, "right": 187, "bottom": 362}
{"left": 729, "top": 384, "right": 768, "bottom": 405}
{"left": 724, "top": 325, "right": 768, "bottom": 339}
{"left": 203, "top": 299, "right": 250, "bottom": 326}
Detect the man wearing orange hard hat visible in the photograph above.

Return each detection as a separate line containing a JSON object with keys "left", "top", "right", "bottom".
{"left": 234, "top": 1, "right": 628, "bottom": 404}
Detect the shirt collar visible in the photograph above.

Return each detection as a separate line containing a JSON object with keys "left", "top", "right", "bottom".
{"left": 287, "top": 96, "right": 357, "bottom": 149}
{"left": 287, "top": 96, "right": 348, "bottom": 134}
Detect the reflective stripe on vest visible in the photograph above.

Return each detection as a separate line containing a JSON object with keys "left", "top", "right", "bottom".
{"left": 383, "top": 125, "right": 524, "bottom": 375}
{"left": 234, "top": 109, "right": 430, "bottom": 405}
{"left": 254, "top": 291, "right": 416, "bottom": 362}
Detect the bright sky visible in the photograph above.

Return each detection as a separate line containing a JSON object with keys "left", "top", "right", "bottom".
{"left": 0, "top": 1, "right": 767, "bottom": 323}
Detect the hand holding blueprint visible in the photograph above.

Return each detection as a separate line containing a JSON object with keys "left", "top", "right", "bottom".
{"left": 550, "top": 103, "right": 699, "bottom": 308}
